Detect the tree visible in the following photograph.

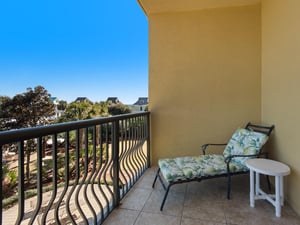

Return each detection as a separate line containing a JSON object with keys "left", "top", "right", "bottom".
{"left": 57, "top": 100, "right": 68, "bottom": 111}
{"left": 58, "top": 101, "right": 97, "bottom": 149}
{"left": 0, "top": 86, "right": 55, "bottom": 129}
{"left": 108, "top": 103, "right": 132, "bottom": 115}
{"left": 0, "top": 85, "right": 55, "bottom": 181}
{"left": 0, "top": 96, "right": 16, "bottom": 130}
{"left": 57, "top": 101, "right": 94, "bottom": 122}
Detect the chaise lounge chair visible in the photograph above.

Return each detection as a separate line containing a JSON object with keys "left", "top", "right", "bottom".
{"left": 152, "top": 122, "right": 274, "bottom": 210}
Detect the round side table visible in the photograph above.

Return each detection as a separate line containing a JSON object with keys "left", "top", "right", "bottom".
{"left": 245, "top": 158, "right": 290, "bottom": 217}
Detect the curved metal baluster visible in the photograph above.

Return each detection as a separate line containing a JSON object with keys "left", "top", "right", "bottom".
{"left": 90, "top": 125, "right": 104, "bottom": 224}
{"left": 130, "top": 118, "right": 140, "bottom": 182}
{"left": 0, "top": 145, "right": 2, "bottom": 225}
{"left": 137, "top": 115, "right": 146, "bottom": 172}
{"left": 82, "top": 127, "right": 97, "bottom": 224}
{"left": 56, "top": 131, "right": 75, "bottom": 225}
{"left": 73, "top": 128, "right": 88, "bottom": 224}
{"left": 103, "top": 123, "right": 114, "bottom": 210}
{"left": 143, "top": 114, "right": 150, "bottom": 169}
{"left": 139, "top": 115, "right": 148, "bottom": 170}
{"left": 134, "top": 116, "right": 144, "bottom": 175}
{"left": 120, "top": 119, "right": 131, "bottom": 193}
{"left": 139, "top": 116, "right": 148, "bottom": 168}
{"left": 41, "top": 134, "right": 58, "bottom": 224}
{"left": 118, "top": 120, "right": 127, "bottom": 196}
{"left": 124, "top": 118, "right": 135, "bottom": 188}
{"left": 96, "top": 124, "right": 109, "bottom": 221}
{"left": 136, "top": 140, "right": 147, "bottom": 173}
{"left": 15, "top": 140, "right": 25, "bottom": 225}
{"left": 28, "top": 137, "right": 43, "bottom": 225}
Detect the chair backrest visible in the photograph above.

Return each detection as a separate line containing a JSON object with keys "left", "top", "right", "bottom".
{"left": 223, "top": 123, "right": 274, "bottom": 165}
{"left": 245, "top": 122, "right": 275, "bottom": 136}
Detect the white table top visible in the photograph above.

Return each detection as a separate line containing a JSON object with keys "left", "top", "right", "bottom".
{"left": 246, "top": 158, "right": 290, "bottom": 176}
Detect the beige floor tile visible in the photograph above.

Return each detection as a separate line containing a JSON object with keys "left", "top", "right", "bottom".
{"left": 183, "top": 204, "right": 226, "bottom": 223}
{"left": 120, "top": 187, "right": 152, "bottom": 210}
{"left": 102, "top": 208, "right": 139, "bottom": 225}
{"left": 134, "top": 175, "right": 156, "bottom": 190}
{"left": 134, "top": 167, "right": 158, "bottom": 189}
{"left": 103, "top": 168, "right": 300, "bottom": 225}
{"left": 135, "top": 212, "right": 181, "bottom": 225}
{"left": 181, "top": 217, "right": 226, "bottom": 225}
{"left": 142, "top": 189, "right": 185, "bottom": 216}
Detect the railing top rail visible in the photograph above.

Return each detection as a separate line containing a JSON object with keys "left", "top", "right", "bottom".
{"left": 0, "top": 112, "right": 150, "bottom": 145}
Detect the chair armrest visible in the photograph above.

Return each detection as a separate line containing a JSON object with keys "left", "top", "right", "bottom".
{"left": 201, "top": 143, "right": 227, "bottom": 155}
{"left": 224, "top": 154, "right": 259, "bottom": 164}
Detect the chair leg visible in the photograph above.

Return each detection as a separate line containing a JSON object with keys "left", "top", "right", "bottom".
{"left": 160, "top": 184, "right": 172, "bottom": 211}
{"left": 152, "top": 168, "right": 171, "bottom": 211}
{"left": 227, "top": 174, "right": 231, "bottom": 199}
{"left": 152, "top": 168, "right": 160, "bottom": 188}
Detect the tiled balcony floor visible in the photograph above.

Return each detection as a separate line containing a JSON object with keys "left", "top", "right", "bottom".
{"left": 104, "top": 167, "right": 300, "bottom": 225}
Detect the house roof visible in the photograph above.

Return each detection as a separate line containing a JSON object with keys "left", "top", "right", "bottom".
{"left": 74, "top": 97, "right": 92, "bottom": 103}
{"left": 49, "top": 97, "right": 59, "bottom": 104}
{"left": 106, "top": 97, "right": 120, "bottom": 104}
{"left": 134, "top": 97, "right": 148, "bottom": 105}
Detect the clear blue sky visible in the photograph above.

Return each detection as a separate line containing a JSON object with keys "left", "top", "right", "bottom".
{"left": 0, "top": 0, "right": 148, "bottom": 104}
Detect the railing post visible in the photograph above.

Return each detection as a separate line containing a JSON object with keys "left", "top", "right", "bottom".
{"left": 16, "top": 141, "right": 25, "bottom": 225}
{"left": 0, "top": 145, "right": 2, "bottom": 224}
{"left": 112, "top": 120, "right": 120, "bottom": 207}
{"left": 146, "top": 113, "right": 151, "bottom": 168}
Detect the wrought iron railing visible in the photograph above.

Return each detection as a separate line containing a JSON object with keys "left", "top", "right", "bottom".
{"left": 0, "top": 112, "right": 150, "bottom": 225}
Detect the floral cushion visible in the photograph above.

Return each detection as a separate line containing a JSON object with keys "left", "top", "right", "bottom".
{"left": 158, "top": 128, "right": 268, "bottom": 183}
{"left": 159, "top": 154, "right": 249, "bottom": 183}
{"left": 195, "top": 154, "right": 248, "bottom": 176}
{"left": 158, "top": 158, "right": 186, "bottom": 182}
{"left": 223, "top": 128, "right": 269, "bottom": 166}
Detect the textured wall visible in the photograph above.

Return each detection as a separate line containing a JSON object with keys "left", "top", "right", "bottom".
{"left": 148, "top": 5, "right": 261, "bottom": 163}
{"left": 262, "top": 0, "right": 300, "bottom": 215}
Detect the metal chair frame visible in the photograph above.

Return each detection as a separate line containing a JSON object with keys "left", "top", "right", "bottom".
{"left": 152, "top": 122, "right": 275, "bottom": 211}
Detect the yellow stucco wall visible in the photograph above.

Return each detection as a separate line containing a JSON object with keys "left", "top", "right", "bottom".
{"left": 149, "top": 5, "right": 262, "bottom": 164}
{"left": 262, "top": 0, "right": 300, "bottom": 215}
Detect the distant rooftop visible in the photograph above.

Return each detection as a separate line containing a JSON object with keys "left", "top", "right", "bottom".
{"left": 134, "top": 97, "right": 148, "bottom": 105}
{"left": 74, "top": 97, "right": 92, "bottom": 103}
{"left": 106, "top": 97, "right": 121, "bottom": 104}
{"left": 50, "top": 97, "right": 59, "bottom": 104}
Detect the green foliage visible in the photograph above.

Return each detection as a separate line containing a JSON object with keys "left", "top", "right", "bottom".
{"left": 57, "top": 101, "right": 109, "bottom": 123}
{"left": 108, "top": 103, "right": 132, "bottom": 115}
{"left": 57, "top": 101, "right": 93, "bottom": 122}
{"left": 0, "top": 85, "right": 55, "bottom": 130}
{"left": 7, "top": 170, "right": 17, "bottom": 187}
{"left": 2, "top": 166, "right": 17, "bottom": 198}
{"left": 2, "top": 164, "right": 9, "bottom": 177}
{"left": 57, "top": 100, "right": 68, "bottom": 111}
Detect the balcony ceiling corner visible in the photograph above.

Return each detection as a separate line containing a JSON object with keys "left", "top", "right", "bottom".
{"left": 137, "top": 0, "right": 261, "bottom": 15}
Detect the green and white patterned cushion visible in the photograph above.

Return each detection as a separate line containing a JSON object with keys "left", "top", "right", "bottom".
{"left": 223, "top": 128, "right": 269, "bottom": 166}
{"left": 158, "top": 154, "right": 249, "bottom": 183}
{"left": 158, "top": 158, "right": 186, "bottom": 182}
{"left": 195, "top": 154, "right": 248, "bottom": 176}
{"left": 158, "top": 128, "right": 268, "bottom": 183}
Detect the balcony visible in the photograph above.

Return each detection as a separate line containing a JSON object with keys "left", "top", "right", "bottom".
{"left": 2, "top": 112, "right": 300, "bottom": 224}
{"left": 3, "top": 112, "right": 300, "bottom": 225}
{"left": 1, "top": 112, "right": 150, "bottom": 224}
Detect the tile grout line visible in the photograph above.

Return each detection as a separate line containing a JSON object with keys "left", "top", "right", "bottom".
{"left": 132, "top": 175, "right": 156, "bottom": 225}
{"left": 179, "top": 182, "right": 189, "bottom": 225}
